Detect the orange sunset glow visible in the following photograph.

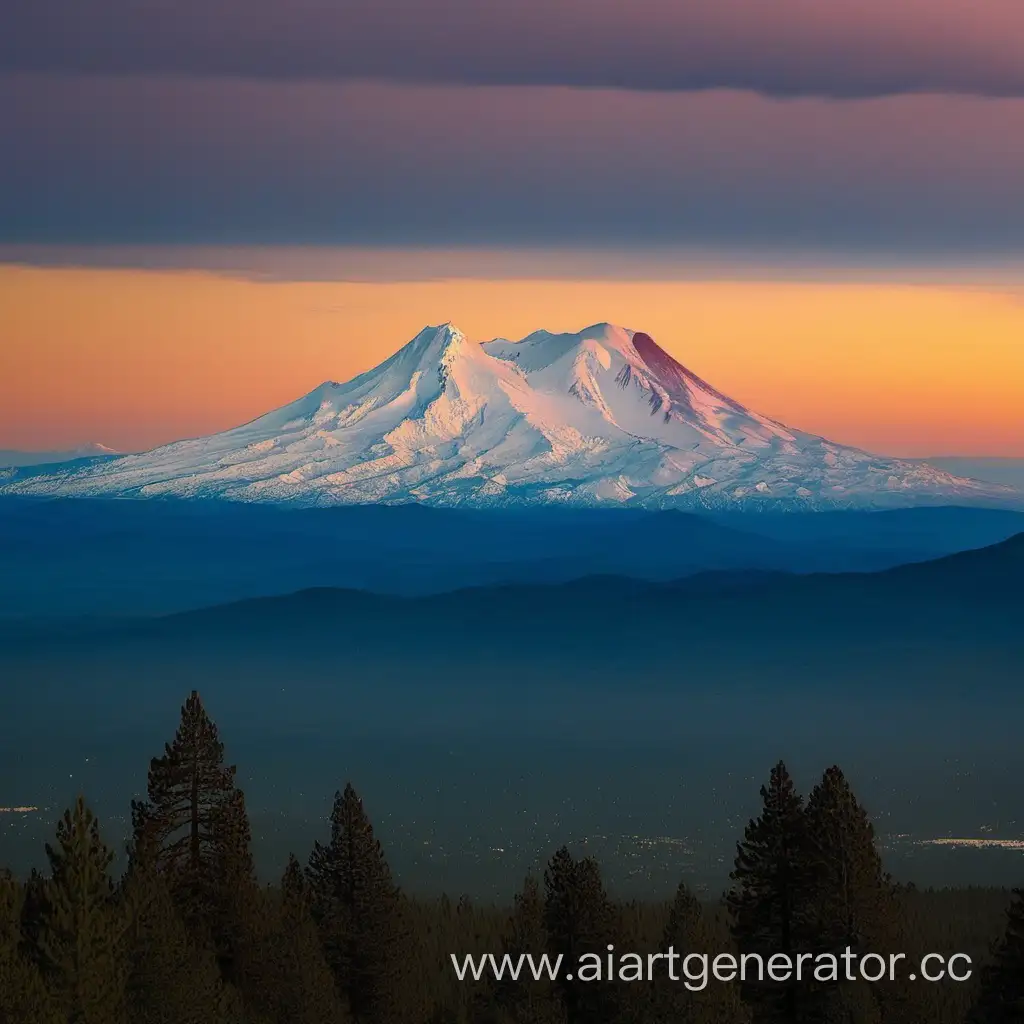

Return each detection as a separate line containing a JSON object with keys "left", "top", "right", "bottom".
{"left": 2, "top": 262, "right": 1023, "bottom": 458}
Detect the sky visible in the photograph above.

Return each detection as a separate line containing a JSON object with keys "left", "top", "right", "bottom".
{"left": 1, "top": 0, "right": 1022, "bottom": 456}
{"left": 3, "top": 252, "right": 1024, "bottom": 457}
{"left": 3, "top": 0, "right": 1024, "bottom": 248}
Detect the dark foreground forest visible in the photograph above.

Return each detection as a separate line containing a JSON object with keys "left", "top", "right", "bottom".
{"left": 1, "top": 691, "right": 1022, "bottom": 1024}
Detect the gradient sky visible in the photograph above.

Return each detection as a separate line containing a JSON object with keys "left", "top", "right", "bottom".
{"left": 1, "top": 2, "right": 1021, "bottom": 456}
{"left": 3, "top": 254, "right": 1023, "bottom": 457}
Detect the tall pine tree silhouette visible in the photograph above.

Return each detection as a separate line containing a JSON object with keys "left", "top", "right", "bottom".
{"left": 307, "top": 783, "right": 406, "bottom": 1024}
{"left": 727, "top": 761, "right": 816, "bottom": 1024}
{"left": 121, "top": 831, "right": 228, "bottom": 1024}
{"left": 805, "top": 765, "right": 890, "bottom": 1023}
{"left": 240, "top": 854, "right": 349, "bottom": 1024}
{"left": 36, "top": 796, "right": 130, "bottom": 1024}
{"left": 0, "top": 868, "right": 59, "bottom": 1024}
{"left": 970, "top": 888, "right": 1024, "bottom": 1023}
{"left": 209, "top": 785, "right": 260, "bottom": 984}
{"left": 131, "top": 690, "right": 256, "bottom": 977}
{"left": 543, "top": 846, "right": 620, "bottom": 1024}
{"left": 805, "top": 766, "right": 891, "bottom": 953}
{"left": 494, "top": 875, "right": 561, "bottom": 1024}
{"left": 653, "top": 882, "right": 749, "bottom": 1024}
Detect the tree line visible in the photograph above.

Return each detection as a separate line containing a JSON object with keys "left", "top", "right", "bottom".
{"left": 0, "top": 690, "right": 1021, "bottom": 1023}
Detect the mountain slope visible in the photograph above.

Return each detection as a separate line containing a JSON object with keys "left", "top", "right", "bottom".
{"left": 1, "top": 323, "right": 1016, "bottom": 510}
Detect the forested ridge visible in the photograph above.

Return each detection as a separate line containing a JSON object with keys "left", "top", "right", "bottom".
{"left": 1, "top": 691, "right": 1020, "bottom": 1024}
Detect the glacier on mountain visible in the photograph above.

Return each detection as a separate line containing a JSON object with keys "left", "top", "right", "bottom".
{"left": 0, "top": 323, "right": 1016, "bottom": 510}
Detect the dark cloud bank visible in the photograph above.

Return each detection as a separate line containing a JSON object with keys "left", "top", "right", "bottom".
{"left": 4, "top": 75, "right": 1024, "bottom": 250}
{"left": 3, "top": 1, "right": 1023, "bottom": 248}
{"left": 2, "top": 0, "right": 1024, "bottom": 98}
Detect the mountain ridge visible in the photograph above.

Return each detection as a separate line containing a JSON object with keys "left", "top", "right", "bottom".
{"left": 3, "top": 533, "right": 1020, "bottom": 686}
{"left": 7, "top": 529, "right": 1018, "bottom": 641}
{"left": 165, "top": 527, "right": 1024, "bottom": 614}
{"left": 4, "top": 496, "right": 1024, "bottom": 619}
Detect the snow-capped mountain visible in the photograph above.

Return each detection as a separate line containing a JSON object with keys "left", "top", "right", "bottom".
{"left": 1, "top": 323, "right": 1017, "bottom": 510}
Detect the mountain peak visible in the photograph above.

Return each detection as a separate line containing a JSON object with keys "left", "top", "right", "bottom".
{"left": 400, "top": 322, "right": 470, "bottom": 362}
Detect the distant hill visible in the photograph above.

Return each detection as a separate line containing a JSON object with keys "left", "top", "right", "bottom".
{"left": 0, "top": 443, "right": 119, "bottom": 467}
{"left": 149, "top": 528, "right": 1024, "bottom": 639}
{"left": 3, "top": 497, "right": 1024, "bottom": 618}
{"left": 5, "top": 531, "right": 1020, "bottom": 679}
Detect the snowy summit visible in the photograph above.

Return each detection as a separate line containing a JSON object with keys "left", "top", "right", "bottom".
{"left": 0, "top": 323, "right": 1016, "bottom": 510}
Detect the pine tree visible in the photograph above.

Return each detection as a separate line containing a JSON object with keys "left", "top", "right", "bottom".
{"left": 0, "top": 869, "right": 60, "bottom": 1024}
{"left": 653, "top": 882, "right": 749, "bottom": 1024}
{"left": 19, "top": 867, "right": 47, "bottom": 968}
{"left": 307, "top": 783, "right": 407, "bottom": 1024}
{"left": 210, "top": 786, "right": 260, "bottom": 984}
{"left": 35, "top": 796, "right": 130, "bottom": 1024}
{"left": 727, "top": 761, "right": 817, "bottom": 1024}
{"left": 239, "top": 854, "right": 348, "bottom": 1024}
{"left": 132, "top": 690, "right": 256, "bottom": 974}
{"left": 282, "top": 854, "right": 350, "bottom": 1023}
{"left": 969, "top": 888, "right": 1024, "bottom": 1023}
{"left": 805, "top": 766, "right": 890, "bottom": 1024}
{"left": 131, "top": 690, "right": 238, "bottom": 914}
{"left": 543, "top": 846, "right": 620, "bottom": 1024}
{"left": 805, "top": 767, "right": 891, "bottom": 953}
{"left": 121, "top": 835, "right": 229, "bottom": 1024}
{"left": 494, "top": 875, "right": 563, "bottom": 1024}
